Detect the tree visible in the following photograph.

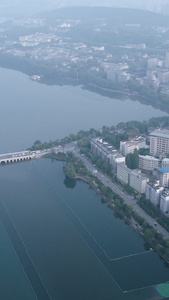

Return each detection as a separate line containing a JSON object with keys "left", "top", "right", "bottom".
{"left": 64, "top": 163, "right": 76, "bottom": 178}
{"left": 144, "top": 228, "right": 155, "bottom": 242}
{"left": 126, "top": 149, "right": 139, "bottom": 169}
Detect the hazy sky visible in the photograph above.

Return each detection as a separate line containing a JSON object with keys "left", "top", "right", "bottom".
{"left": 0, "top": 0, "right": 169, "bottom": 16}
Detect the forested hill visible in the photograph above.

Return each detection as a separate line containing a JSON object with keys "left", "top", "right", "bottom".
{"left": 42, "top": 6, "right": 169, "bottom": 27}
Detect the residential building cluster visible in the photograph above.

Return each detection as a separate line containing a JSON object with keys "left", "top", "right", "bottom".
{"left": 145, "top": 51, "right": 169, "bottom": 94}
{"left": 91, "top": 128, "right": 169, "bottom": 215}
{"left": 1, "top": 15, "right": 169, "bottom": 96}
{"left": 91, "top": 138, "right": 125, "bottom": 173}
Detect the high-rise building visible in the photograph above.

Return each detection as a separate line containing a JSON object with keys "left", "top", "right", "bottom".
{"left": 149, "top": 129, "right": 169, "bottom": 156}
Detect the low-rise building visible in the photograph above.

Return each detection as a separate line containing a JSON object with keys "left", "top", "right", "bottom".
{"left": 139, "top": 155, "right": 160, "bottom": 171}
{"left": 120, "top": 136, "right": 146, "bottom": 156}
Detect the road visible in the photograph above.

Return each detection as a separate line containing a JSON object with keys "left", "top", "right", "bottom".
{"left": 52, "top": 142, "right": 169, "bottom": 240}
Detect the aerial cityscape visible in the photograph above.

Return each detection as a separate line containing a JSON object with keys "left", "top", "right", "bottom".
{"left": 1, "top": 2, "right": 169, "bottom": 300}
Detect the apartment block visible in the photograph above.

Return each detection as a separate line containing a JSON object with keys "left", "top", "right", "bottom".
{"left": 120, "top": 136, "right": 146, "bottom": 156}
{"left": 139, "top": 155, "right": 160, "bottom": 171}
{"left": 160, "top": 189, "right": 169, "bottom": 213}
{"left": 162, "top": 158, "right": 169, "bottom": 168}
{"left": 117, "top": 164, "right": 131, "bottom": 185}
{"left": 157, "top": 168, "right": 169, "bottom": 188}
{"left": 146, "top": 182, "right": 164, "bottom": 206}
{"left": 129, "top": 170, "right": 149, "bottom": 194}
{"left": 149, "top": 129, "right": 169, "bottom": 156}
{"left": 117, "top": 164, "right": 149, "bottom": 193}
{"left": 91, "top": 138, "right": 125, "bottom": 171}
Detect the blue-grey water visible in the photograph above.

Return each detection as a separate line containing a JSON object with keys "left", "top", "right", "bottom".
{"left": 1, "top": 159, "right": 169, "bottom": 300}
{"left": 0, "top": 67, "right": 167, "bottom": 153}
{"left": 0, "top": 67, "right": 169, "bottom": 299}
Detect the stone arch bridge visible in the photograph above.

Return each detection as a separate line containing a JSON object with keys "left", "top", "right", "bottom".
{"left": 0, "top": 150, "right": 42, "bottom": 165}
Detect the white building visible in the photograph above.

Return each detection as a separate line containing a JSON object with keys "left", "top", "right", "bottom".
{"left": 139, "top": 155, "right": 160, "bottom": 171}
{"left": 162, "top": 158, "right": 169, "bottom": 168}
{"left": 146, "top": 182, "right": 164, "bottom": 206}
{"left": 149, "top": 129, "right": 169, "bottom": 156}
{"left": 158, "top": 70, "right": 169, "bottom": 83}
{"left": 120, "top": 137, "right": 146, "bottom": 156}
{"left": 117, "top": 164, "right": 149, "bottom": 193}
{"left": 157, "top": 168, "right": 169, "bottom": 188}
{"left": 91, "top": 138, "right": 125, "bottom": 171}
{"left": 147, "top": 58, "right": 158, "bottom": 69}
{"left": 129, "top": 170, "right": 149, "bottom": 194}
{"left": 109, "top": 153, "right": 126, "bottom": 173}
{"left": 160, "top": 190, "right": 169, "bottom": 213}
{"left": 117, "top": 164, "right": 131, "bottom": 185}
{"left": 107, "top": 70, "right": 130, "bottom": 83}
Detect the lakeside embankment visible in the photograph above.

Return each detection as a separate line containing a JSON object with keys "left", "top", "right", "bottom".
{"left": 45, "top": 151, "right": 169, "bottom": 264}
{"left": 85, "top": 83, "right": 169, "bottom": 113}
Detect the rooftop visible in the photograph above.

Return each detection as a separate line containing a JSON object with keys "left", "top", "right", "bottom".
{"left": 158, "top": 168, "right": 169, "bottom": 174}
{"left": 150, "top": 129, "right": 169, "bottom": 139}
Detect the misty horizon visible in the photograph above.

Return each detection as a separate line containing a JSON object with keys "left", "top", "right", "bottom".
{"left": 1, "top": 0, "right": 169, "bottom": 17}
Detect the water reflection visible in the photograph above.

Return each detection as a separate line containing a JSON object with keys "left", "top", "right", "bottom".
{"left": 64, "top": 176, "right": 76, "bottom": 189}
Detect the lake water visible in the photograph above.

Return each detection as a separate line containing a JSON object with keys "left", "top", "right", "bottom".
{"left": 0, "top": 67, "right": 167, "bottom": 153}
{"left": 0, "top": 67, "right": 169, "bottom": 300}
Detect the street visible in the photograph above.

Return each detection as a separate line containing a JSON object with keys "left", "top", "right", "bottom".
{"left": 52, "top": 142, "right": 169, "bottom": 240}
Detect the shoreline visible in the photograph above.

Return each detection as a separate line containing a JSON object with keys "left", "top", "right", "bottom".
{"left": 0, "top": 63, "right": 168, "bottom": 114}
{"left": 75, "top": 173, "right": 169, "bottom": 264}
{"left": 52, "top": 154, "right": 169, "bottom": 265}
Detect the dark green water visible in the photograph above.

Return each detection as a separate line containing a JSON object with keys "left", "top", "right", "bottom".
{"left": 0, "top": 159, "right": 169, "bottom": 300}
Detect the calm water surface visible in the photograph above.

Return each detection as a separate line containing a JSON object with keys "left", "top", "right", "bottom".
{"left": 0, "top": 67, "right": 169, "bottom": 299}
{"left": 0, "top": 160, "right": 169, "bottom": 299}
{"left": 0, "top": 67, "right": 167, "bottom": 153}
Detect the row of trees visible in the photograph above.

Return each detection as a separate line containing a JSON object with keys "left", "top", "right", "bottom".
{"left": 132, "top": 210, "right": 169, "bottom": 261}
{"left": 29, "top": 115, "right": 169, "bottom": 152}
{"left": 47, "top": 146, "right": 169, "bottom": 262}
